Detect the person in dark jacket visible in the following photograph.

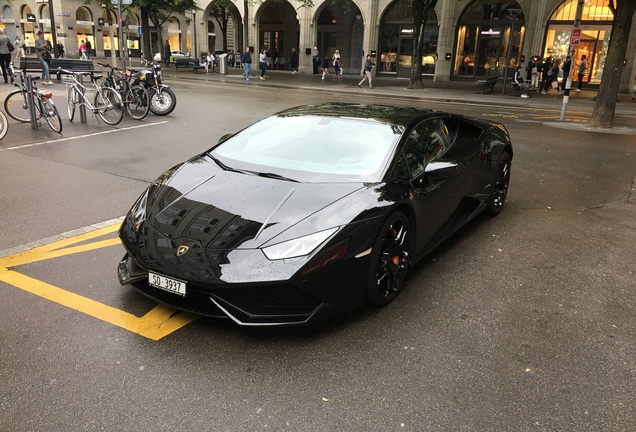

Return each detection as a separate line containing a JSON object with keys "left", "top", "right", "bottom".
{"left": 357, "top": 54, "right": 376, "bottom": 89}
{"left": 559, "top": 55, "right": 572, "bottom": 94}
{"left": 513, "top": 66, "right": 530, "bottom": 98}
{"left": 241, "top": 47, "right": 252, "bottom": 81}
{"left": 163, "top": 40, "right": 171, "bottom": 67}
{"left": 289, "top": 48, "right": 298, "bottom": 74}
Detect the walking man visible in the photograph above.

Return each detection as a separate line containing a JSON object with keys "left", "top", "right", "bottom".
{"left": 358, "top": 54, "right": 376, "bottom": 89}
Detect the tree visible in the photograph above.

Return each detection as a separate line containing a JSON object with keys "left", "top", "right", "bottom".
{"left": 84, "top": 0, "right": 198, "bottom": 62}
{"left": 408, "top": 0, "right": 438, "bottom": 90}
{"left": 589, "top": 0, "right": 636, "bottom": 128}
{"left": 209, "top": 0, "right": 235, "bottom": 52}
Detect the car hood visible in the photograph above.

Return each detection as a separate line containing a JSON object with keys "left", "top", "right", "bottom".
{"left": 144, "top": 156, "right": 366, "bottom": 250}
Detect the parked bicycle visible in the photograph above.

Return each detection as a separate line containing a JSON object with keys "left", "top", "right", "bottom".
{"left": 59, "top": 68, "right": 124, "bottom": 126}
{"left": 0, "top": 109, "right": 8, "bottom": 141}
{"left": 139, "top": 58, "right": 177, "bottom": 116}
{"left": 98, "top": 62, "right": 150, "bottom": 120}
{"left": 4, "top": 69, "right": 63, "bottom": 134}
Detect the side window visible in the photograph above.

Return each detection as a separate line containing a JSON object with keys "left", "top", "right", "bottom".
{"left": 391, "top": 152, "right": 411, "bottom": 181}
{"left": 402, "top": 119, "right": 450, "bottom": 178}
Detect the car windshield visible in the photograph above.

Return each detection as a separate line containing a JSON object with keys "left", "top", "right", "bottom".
{"left": 211, "top": 115, "right": 402, "bottom": 183}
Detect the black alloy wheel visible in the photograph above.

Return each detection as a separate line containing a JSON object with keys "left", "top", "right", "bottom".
{"left": 485, "top": 151, "right": 511, "bottom": 216}
{"left": 366, "top": 211, "right": 412, "bottom": 306}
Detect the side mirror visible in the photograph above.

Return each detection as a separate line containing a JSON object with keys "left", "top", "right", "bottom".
{"left": 218, "top": 133, "right": 234, "bottom": 143}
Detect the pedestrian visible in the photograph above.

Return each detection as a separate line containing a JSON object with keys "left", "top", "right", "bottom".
{"left": 559, "top": 55, "right": 572, "bottom": 94}
{"left": 85, "top": 39, "right": 92, "bottom": 60}
{"left": 530, "top": 56, "right": 540, "bottom": 90}
{"left": 321, "top": 56, "right": 330, "bottom": 80}
{"left": 201, "top": 51, "right": 211, "bottom": 74}
{"left": 332, "top": 49, "right": 341, "bottom": 65}
{"left": 79, "top": 39, "right": 87, "bottom": 59}
{"left": 333, "top": 57, "right": 342, "bottom": 81}
{"left": 358, "top": 54, "right": 375, "bottom": 89}
{"left": 241, "top": 46, "right": 252, "bottom": 81}
{"left": 24, "top": 37, "right": 31, "bottom": 55}
{"left": 513, "top": 66, "right": 530, "bottom": 98}
{"left": 576, "top": 54, "right": 587, "bottom": 92}
{"left": 259, "top": 49, "right": 268, "bottom": 80}
{"left": 56, "top": 41, "right": 64, "bottom": 58}
{"left": 312, "top": 47, "right": 319, "bottom": 74}
{"left": 540, "top": 57, "right": 552, "bottom": 94}
{"left": 210, "top": 51, "right": 217, "bottom": 73}
{"left": 546, "top": 58, "right": 560, "bottom": 93}
{"left": 14, "top": 36, "right": 25, "bottom": 64}
{"left": 164, "top": 40, "right": 171, "bottom": 67}
{"left": 35, "top": 30, "right": 53, "bottom": 85}
{"left": 290, "top": 48, "right": 298, "bottom": 74}
{"left": 0, "top": 29, "right": 12, "bottom": 84}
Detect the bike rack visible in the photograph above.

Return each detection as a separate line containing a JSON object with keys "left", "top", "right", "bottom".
{"left": 25, "top": 75, "right": 38, "bottom": 130}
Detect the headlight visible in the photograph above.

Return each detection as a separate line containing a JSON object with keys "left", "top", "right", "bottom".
{"left": 261, "top": 228, "right": 338, "bottom": 260}
{"left": 129, "top": 189, "right": 149, "bottom": 231}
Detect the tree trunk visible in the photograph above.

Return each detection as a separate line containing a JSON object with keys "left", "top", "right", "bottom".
{"left": 408, "top": 0, "right": 438, "bottom": 90}
{"left": 141, "top": 8, "right": 152, "bottom": 62}
{"left": 589, "top": 0, "right": 636, "bottom": 128}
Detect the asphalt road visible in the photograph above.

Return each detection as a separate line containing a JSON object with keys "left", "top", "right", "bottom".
{"left": 0, "top": 78, "right": 634, "bottom": 431}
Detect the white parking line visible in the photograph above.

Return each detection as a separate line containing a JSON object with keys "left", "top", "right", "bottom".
{"left": 1, "top": 121, "right": 169, "bottom": 151}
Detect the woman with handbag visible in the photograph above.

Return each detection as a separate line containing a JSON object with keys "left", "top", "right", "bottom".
{"left": 0, "top": 28, "right": 13, "bottom": 84}
{"left": 35, "top": 31, "right": 54, "bottom": 85}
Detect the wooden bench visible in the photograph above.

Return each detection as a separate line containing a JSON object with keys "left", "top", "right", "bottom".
{"left": 474, "top": 76, "right": 499, "bottom": 94}
{"left": 19, "top": 57, "right": 95, "bottom": 80}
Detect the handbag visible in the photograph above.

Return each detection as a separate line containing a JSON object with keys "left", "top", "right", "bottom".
{"left": 7, "top": 40, "right": 15, "bottom": 52}
{"left": 551, "top": 81, "right": 559, "bottom": 89}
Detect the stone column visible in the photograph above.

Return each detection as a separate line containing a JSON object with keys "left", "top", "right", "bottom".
{"left": 434, "top": 1, "right": 457, "bottom": 82}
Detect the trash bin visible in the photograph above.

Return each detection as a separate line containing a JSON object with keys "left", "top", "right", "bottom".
{"left": 218, "top": 53, "right": 228, "bottom": 75}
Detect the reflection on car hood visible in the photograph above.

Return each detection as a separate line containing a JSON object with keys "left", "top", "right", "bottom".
{"left": 145, "top": 157, "right": 364, "bottom": 250}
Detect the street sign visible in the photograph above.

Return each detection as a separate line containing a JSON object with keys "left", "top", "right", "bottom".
{"left": 571, "top": 28, "right": 581, "bottom": 46}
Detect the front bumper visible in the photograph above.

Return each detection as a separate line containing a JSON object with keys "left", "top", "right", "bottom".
{"left": 118, "top": 253, "right": 364, "bottom": 326}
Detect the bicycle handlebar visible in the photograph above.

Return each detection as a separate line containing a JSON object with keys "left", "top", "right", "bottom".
{"left": 56, "top": 67, "right": 94, "bottom": 76}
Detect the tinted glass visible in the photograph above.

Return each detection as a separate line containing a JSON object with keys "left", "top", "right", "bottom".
{"left": 212, "top": 115, "right": 402, "bottom": 182}
{"left": 402, "top": 119, "right": 451, "bottom": 178}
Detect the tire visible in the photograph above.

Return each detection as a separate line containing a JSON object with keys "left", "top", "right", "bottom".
{"left": 94, "top": 87, "right": 124, "bottom": 125}
{"left": 42, "top": 98, "right": 63, "bottom": 134}
{"left": 4, "top": 89, "right": 32, "bottom": 123}
{"left": 485, "top": 151, "right": 512, "bottom": 216}
{"left": 67, "top": 85, "right": 81, "bottom": 122}
{"left": 366, "top": 211, "right": 412, "bottom": 306}
{"left": 125, "top": 85, "right": 150, "bottom": 120}
{"left": 0, "top": 110, "right": 8, "bottom": 141}
{"left": 149, "top": 87, "right": 176, "bottom": 116}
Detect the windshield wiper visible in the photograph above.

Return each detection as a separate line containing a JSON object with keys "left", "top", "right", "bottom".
{"left": 209, "top": 155, "right": 244, "bottom": 173}
{"left": 255, "top": 171, "right": 299, "bottom": 183}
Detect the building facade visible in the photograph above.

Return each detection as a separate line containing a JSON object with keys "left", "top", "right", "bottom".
{"left": 1, "top": 0, "right": 635, "bottom": 91}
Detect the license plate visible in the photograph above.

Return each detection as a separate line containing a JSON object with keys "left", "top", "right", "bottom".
{"left": 148, "top": 272, "right": 186, "bottom": 297}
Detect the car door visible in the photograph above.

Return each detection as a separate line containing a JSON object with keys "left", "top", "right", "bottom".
{"left": 401, "top": 117, "right": 465, "bottom": 251}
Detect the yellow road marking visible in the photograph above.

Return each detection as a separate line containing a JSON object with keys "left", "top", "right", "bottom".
{"left": 0, "top": 222, "right": 198, "bottom": 340}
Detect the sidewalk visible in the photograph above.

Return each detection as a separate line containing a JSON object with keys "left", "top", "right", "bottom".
{"left": 152, "top": 62, "right": 636, "bottom": 114}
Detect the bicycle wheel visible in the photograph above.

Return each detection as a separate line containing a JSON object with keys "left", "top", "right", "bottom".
{"left": 125, "top": 85, "right": 150, "bottom": 120}
{"left": 41, "top": 97, "right": 63, "bottom": 134}
{"left": 4, "top": 89, "right": 33, "bottom": 123}
{"left": 0, "top": 110, "right": 8, "bottom": 141}
{"left": 67, "top": 85, "right": 81, "bottom": 122}
{"left": 94, "top": 87, "right": 124, "bottom": 125}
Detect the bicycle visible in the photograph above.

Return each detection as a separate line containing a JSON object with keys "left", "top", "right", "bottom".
{"left": 0, "top": 109, "right": 8, "bottom": 141}
{"left": 59, "top": 68, "right": 124, "bottom": 126}
{"left": 97, "top": 62, "right": 150, "bottom": 120}
{"left": 4, "top": 68, "right": 63, "bottom": 134}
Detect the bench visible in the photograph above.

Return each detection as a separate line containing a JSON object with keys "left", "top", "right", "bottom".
{"left": 174, "top": 58, "right": 193, "bottom": 70}
{"left": 19, "top": 57, "right": 95, "bottom": 80}
{"left": 191, "top": 60, "right": 207, "bottom": 72}
{"left": 511, "top": 82, "right": 522, "bottom": 97}
{"left": 474, "top": 76, "right": 499, "bottom": 94}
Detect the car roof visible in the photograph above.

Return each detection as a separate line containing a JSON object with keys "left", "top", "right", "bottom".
{"left": 275, "top": 103, "right": 440, "bottom": 129}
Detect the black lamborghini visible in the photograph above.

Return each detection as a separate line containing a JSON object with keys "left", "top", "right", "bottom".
{"left": 118, "top": 103, "right": 513, "bottom": 326}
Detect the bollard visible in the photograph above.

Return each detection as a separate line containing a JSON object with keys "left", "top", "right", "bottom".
{"left": 79, "top": 74, "right": 87, "bottom": 123}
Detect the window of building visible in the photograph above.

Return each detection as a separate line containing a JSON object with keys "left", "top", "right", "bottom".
{"left": 545, "top": 0, "right": 613, "bottom": 84}
{"left": 453, "top": 0, "right": 525, "bottom": 78}
{"left": 379, "top": 0, "right": 438, "bottom": 77}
